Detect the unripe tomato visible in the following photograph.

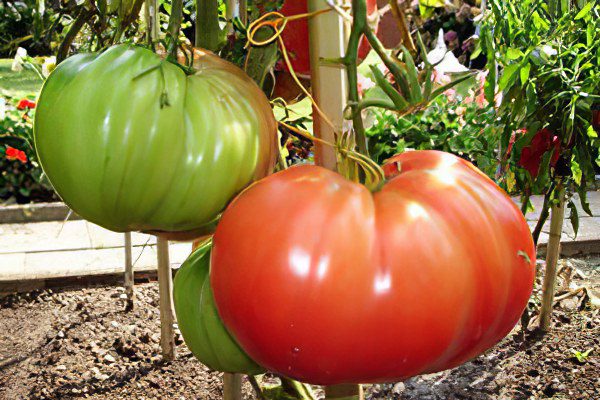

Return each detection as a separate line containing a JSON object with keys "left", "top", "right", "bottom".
{"left": 280, "top": 0, "right": 378, "bottom": 76}
{"left": 211, "top": 150, "right": 535, "bottom": 384}
{"left": 35, "top": 45, "right": 277, "bottom": 239}
{"left": 173, "top": 243, "right": 264, "bottom": 374}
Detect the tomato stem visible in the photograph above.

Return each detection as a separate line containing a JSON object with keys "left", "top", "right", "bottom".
{"left": 345, "top": 0, "right": 369, "bottom": 157}
{"left": 167, "top": 0, "right": 184, "bottom": 59}
{"left": 196, "top": 0, "right": 224, "bottom": 52}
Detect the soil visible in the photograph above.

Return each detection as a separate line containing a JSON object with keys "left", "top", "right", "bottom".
{"left": 0, "top": 257, "right": 598, "bottom": 400}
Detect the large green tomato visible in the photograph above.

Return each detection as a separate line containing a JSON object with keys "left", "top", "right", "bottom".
{"left": 34, "top": 45, "right": 277, "bottom": 238}
{"left": 173, "top": 243, "right": 264, "bottom": 374}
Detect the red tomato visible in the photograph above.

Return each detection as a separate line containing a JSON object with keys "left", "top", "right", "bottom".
{"left": 280, "top": 0, "right": 378, "bottom": 76}
{"left": 211, "top": 150, "right": 535, "bottom": 385}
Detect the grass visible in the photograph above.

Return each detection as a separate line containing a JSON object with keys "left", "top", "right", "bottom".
{"left": 0, "top": 58, "right": 43, "bottom": 98}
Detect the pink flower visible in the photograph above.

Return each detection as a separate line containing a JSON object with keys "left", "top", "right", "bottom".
{"left": 357, "top": 74, "right": 375, "bottom": 96}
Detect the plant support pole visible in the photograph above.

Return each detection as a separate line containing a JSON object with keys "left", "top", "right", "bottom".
{"left": 124, "top": 232, "right": 134, "bottom": 311}
{"left": 223, "top": 373, "right": 243, "bottom": 400}
{"left": 325, "top": 384, "right": 364, "bottom": 400}
{"left": 307, "top": 0, "right": 347, "bottom": 170}
{"left": 308, "top": 0, "right": 363, "bottom": 398}
{"left": 539, "top": 187, "right": 566, "bottom": 331}
{"left": 145, "top": 0, "right": 159, "bottom": 45}
{"left": 157, "top": 237, "right": 176, "bottom": 361}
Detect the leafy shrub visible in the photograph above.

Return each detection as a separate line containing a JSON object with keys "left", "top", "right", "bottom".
{"left": 365, "top": 71, "right": 501, "bottom": 184}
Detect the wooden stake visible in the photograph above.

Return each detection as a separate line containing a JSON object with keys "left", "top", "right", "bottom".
{"left": 156, "top": 236, "right": 177, "bottom": 361}
{"left": 325, "top": 384, "right": 364, "bottom": 400}
{"left": 307, "top": 1, "right": 362, "bottom": 398}
{"left": 539, "top": 187, "right": 566, "bottom": 331}
{"left": 307, "top": 0, "right": 348, "bottom": 170}
{"left": 223, "top": 373, "right": 243, "bottom": 400}
{"left": 124, "top": 232, "right": 134, "bottom": 311}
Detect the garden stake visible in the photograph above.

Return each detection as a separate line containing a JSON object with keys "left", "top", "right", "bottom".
{"left": 307, "top": 1, "right": 362, "bottom": 398}
{"left": 223, "top": 373, "right": 243, "bottom": 400}
{"left": 325, "top": 384, "right": 364, "bottom": 400}
{"left": 124, "top": 232, "right": 134, "bottom": 311}
{"left": 539, "top": 187, "right": 566, "bottom": 331}
{"left": 156, "top": 237, "right": 176, "bottom": 361}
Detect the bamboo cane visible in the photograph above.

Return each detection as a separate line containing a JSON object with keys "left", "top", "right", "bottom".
{"left": 124, "top": 232, "right": 134, "bottom": 311}
{"left": 223, "top": 373, "right": 243, "bottom": 400}
{"left": 157, "top": 237, "right": 177, "bottom": 361}
{"left": 308, "top": 1, "right": 362, "bottom": 398}
{"left": 325, "top": 384, "right": 365, "bottom": 400}
{"left": 539, "top": 187, "right": 566, "bottom": 331}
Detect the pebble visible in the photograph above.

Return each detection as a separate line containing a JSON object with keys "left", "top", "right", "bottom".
{"left": 104, "top": 354, "right": 116, "bottom": 363}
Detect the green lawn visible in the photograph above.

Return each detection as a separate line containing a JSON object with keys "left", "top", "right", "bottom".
{"left": 0, "top": 58, "right": 43, "bottom": 98}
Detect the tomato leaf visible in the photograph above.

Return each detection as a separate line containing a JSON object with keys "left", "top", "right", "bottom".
{"left": 568, "top": 200, "right": 579, "bottom": 238}
{"left": 574, "top": 2, "right": 593, "bottom": 20}
{"left": 517, "top": 250, "right": 531, "bottom": 264}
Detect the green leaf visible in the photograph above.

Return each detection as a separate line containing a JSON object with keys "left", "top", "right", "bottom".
{"left": 578, "top": 187, "right": 593, "bottom": 217}
{"left": 245, "top": 27, "right": 279, "bottom": 88}
{"left": 369, "top": 65, "right": 409, "bottom": 111}
{"left": 520, "top": 63, "right": 531, "bottom": 85}
{"left": 517, "top": 250, "right": 532, "bottom": 264}
{"left": 587, "top": 125, "right": 598, "bottom": 138}
{"left": 574, "top": 2, "right": 593, "bottom": 20}
{"left": 498, "top": 63, "right": 521, "bottom": 91}
{"left": 506, "top": 48, "right": 524, "bottom": 60}
{"left": 419, "top": 0, "right": 446, "bottom": 8}
{"left": 400, "top": 46, "right": 423, "bottom": 103}
{"left": 571, "top": 156, "right": 582, "bottom": 185}
{"left": 568, "top": 200, "right": 579, "bottom": 237}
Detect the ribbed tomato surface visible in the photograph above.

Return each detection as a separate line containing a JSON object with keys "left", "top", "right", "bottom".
{"left": 211, "top": 150, "right": 535, "bottom": 385}
{"left": 35, "top": 45, "right": 277, "bottom": 238}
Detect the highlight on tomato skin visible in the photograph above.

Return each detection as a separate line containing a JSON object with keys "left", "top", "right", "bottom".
{"left": 210, "top": 150, "right": 536, "bottom": 385}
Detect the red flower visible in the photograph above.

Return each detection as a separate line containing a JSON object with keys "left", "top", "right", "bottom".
{"left": 5, "top": 146, "right": 27, "bottom": 163}
{"left": 518, "top": 128, "right": 560, "bottom": 178}
{"left": 16, "top": 99, "right": 36, "bottom": 110}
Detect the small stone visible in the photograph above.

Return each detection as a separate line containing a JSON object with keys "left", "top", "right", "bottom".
{"left": 393, "top": 382, "right": 405, "bottom": 394}
{"left": 104, "top": 354, "right": 116, "bottom": 363}
{"left": 56, "top": 365, "right": 67, "bottom": 371}
{"left": 110, "top": 321, "right": 120, "bottom": 328}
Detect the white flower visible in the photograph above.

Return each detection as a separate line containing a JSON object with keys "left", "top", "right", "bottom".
{"left": 0, "top": 98, "right": 5, "bottom": 120}
{"left": 427, "top": 29, "right": 468, "bottom": 75}
{"left": 42, "top": 56, "right": 57, "bottom": 77}
{"left": 541, "top": 45, "right": 557, "bottom": 57}
{"left": 11, "top": 47, "right": 27, "bottom": 72}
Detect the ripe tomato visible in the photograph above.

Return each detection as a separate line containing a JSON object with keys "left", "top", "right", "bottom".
{"left": 35, "top": 45, "right": 277, "bottom": 239}
{"left": 280, "top": 0, "right": 378, "bottom": 76}
{"left": 173, "top": 243, "right": 264, "bottom": 374}
{"left": 211, "top": 150, "right": 535, "bottom": 384}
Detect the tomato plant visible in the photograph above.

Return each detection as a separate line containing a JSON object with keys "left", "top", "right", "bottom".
{"left": 173, "top": 242, "right": 264, "bottom": 375}
{"left": 211, "top": 150, "right": 535, "bottom": 385}
{"left": 34, "top": 44, "right": 278, "bottom": 238}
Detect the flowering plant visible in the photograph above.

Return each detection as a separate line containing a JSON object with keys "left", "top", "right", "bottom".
{"left": 1, "top": 95, "right": 56, "bottom": 204}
